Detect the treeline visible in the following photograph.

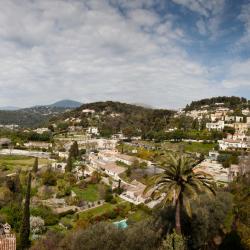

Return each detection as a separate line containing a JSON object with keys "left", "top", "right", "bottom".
{"left": 0, "top": 129, "right": 52, "bottom": 144}
{"left": 185, "top": 96, "right": 249, "bottom": 111}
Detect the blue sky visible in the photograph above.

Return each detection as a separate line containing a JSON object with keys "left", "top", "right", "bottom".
{"left": 0, "top": 0, "right": 250, "bottom": 109}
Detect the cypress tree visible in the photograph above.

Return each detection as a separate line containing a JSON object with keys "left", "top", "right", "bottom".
{"left": 65, "top": 154, "right": 73, "bottom": 172}
{"left": 20, "top": 172, "right": 32, "bottom": 250}
{"left": 70, "top": 141, "right": 79, "bottom": 159}
{"left": 32, "top": 157, "right": 38, "bottom": 173}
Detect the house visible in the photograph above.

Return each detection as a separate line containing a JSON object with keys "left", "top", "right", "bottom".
{"left": 208, "top": 151, "right": 219, "bottom": 161}
{"left": 0, "top": 138, "right": 11, "bottom": 148}
{"left": 34, "top": 127, "right": 50, "bottom": 134}
{"left": 235, "top": 116, "right": 244, "bottom": 122}
{"left": 99, "top": 162, "right": 126, "bottom": 180}
{"left": 0, "top": 223, "right": 16, "bottom": 250}
{"left": 194, "top": 160, "right": 229, "bottom": 183}
{"left": 228, "top": 164, "right": 240, "bottom": 181}
{"left": 82, "top": 109, "right": 95, "bottom": 114}
{"left": 242, "top": 109, "right": 250, "bottom": 116}
{"left": 224, "top": 116, "right": 235, "bottom": 123}
{"left": 115, "top": 153, "right": 136, "bottom": 165}
{"left": 120, "top": 180, "right": 149, "bottom": 204}
{"left": 24, "top": 141, "right": 52, "bottom": 150}
{"left": 51, "top": 162, "right": 67, "bottom": 173}
{"left": 247, "top": 117, "right": 250, "bottom": 127}
{"left": 87, "top": 127, "right": 99, "bottom": 135}
{"left": 218, "top": 139, "right": 248, "bottom": 151}
{"left": 233, "top": 123, "right": 248, "bottom": 134}
{"left": 206, "top": 121, "right": 224, "bottom": 131}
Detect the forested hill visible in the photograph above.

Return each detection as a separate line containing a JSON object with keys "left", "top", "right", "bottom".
{"left": 185, "top": 96, "right": 249, "bottom": 111}
{"left": 0, "top": 106, "right": 68, "bottom": 128}
{"left": 50, "top": 101, "right": 175, "bottom": 137}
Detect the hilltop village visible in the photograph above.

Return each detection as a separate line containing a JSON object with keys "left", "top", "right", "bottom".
{"left": 0, "top": 97, "right": 249, "bottom": 250}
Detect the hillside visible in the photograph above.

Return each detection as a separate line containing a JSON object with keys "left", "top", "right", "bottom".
{"left": 185, "top": 96, "right": 249, "bottom": 111}
{"left": 50, "top": 101, "right": 175, "bottom": 137}
{"left": 0, "top": 106, "right": 68, "bottom": 128}
{"left": 0, "top": 100, "right": 82, "bottom": 127}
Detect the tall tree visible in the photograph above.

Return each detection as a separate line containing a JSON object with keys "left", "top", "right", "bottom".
{"left": 145, "top": 154, "right": 215, "bottom": 235}
{"left": 65, "top": 155, "right": 73, "bottom": 173}
{"left": 70, "top": 141, "right": 79, "bottom": 159}
{"left": 32, "top": 157, "right": 38, "bottom": 173}
{"left": 20, "top": 172, "right": 32, "bottom": 249}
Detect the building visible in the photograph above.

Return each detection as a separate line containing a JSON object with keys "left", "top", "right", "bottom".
{"left": 99, "top": 162, "right": 126, "bottom": 180}
{"left": 24, "top": 141, "right": 52, "bottom": 150}
{"left": 208, "top": 151, "right": 219, "bottom": 161}
{"left": 120, "top": 180, "right": 149, "bottom": 204}
{"left": 34, "top": 127, "right": 50, "bottom": 134}
{"left": 194, "top": 160, "right": 229, "bottom": 183}
{"left": 0, "top": 138, "right": 11, "bottom": 148}
{"left": 218, "top": 139, "right": 248, "bottom": 151}
{"left": 0, "top": 223, "right": 16, "bottom": 250}
{"left": 233, "top": 123, "right": 248, "bottom": 134}
{"left": 51, "top": 162, "right": 67, "bottom": 173}
{"left": 87, "top": 127, "right": 99, "bottom": 135}
{"left": 206, "top": 121, "right": 224, "bottom": 131}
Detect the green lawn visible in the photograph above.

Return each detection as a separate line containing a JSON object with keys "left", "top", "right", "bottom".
{"left": 0, "top": 155, "right": 49, "bottom": 172}
{"left": 72, "top": 184, "right": 100, "bottom": 202}
{"left": 183, "top": 142, "right": 217, "bottom": 154}
{"left": 78, "top": 203, "right": 114, "bottom": 220}
{"left": 127, "top": 209, "right": 150, "bottom": 222}
{"left": 161, "top": 141, "right": 217, "bottom": 155}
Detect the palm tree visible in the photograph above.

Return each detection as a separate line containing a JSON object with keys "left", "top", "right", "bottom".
{"left": 145, "top": 153, "right": 215, "bottom": 234}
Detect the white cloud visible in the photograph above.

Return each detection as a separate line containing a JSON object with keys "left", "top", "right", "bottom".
{"left": 0, "top": 0, "right": 238, "bottom": 109}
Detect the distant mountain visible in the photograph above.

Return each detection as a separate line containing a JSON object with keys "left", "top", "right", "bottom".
{"left": 50, "top": 99, "right": 82, "bottom": 108}
{"left": 0, "top": 106, "right": 20, "bottom": 111}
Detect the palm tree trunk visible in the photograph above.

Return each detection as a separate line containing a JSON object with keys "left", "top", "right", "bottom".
{"left": 175, "top": 199, "right": 182, "bottom": 234}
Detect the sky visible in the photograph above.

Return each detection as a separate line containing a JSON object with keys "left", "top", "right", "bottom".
{"left": 0, "top": 0, "right": 250, "bottom": 109}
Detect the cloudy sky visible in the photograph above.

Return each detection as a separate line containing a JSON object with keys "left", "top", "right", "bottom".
{"left": 0, "top": 0, "right": 250, "bottom": 109}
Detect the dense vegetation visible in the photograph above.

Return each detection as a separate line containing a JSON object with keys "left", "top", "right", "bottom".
{"left": 51, "top": 101, "right": 175, "bottom": 138}
{"left": 185, "top": 96, "right": 249, "bottom": 111}
{"left": 0, "top": 106, "right": 69, "bottom": 127}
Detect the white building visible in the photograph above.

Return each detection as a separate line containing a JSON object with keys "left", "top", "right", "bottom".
{"left": 218, "top": 139, "right": 248, "bottom": 151}
{"left": 34, "top": 128, "right": 50, "bottom": 134}
{"left": 120, "top": 180, "right": 149, "bottom": 204}
{"left": 87, "top": 127, "right": 99, "bottom": 135}
{"left": 206, "top": 121, "right": 224, "bottom": 131}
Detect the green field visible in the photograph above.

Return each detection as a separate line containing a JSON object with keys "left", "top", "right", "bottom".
{"left": 0, "top": 155, "right": 50, "bottom": 172}
{"left": 162, "top": 141, "right": 217, "bottom": 155}
{"left": 72, "top": 184, "right": 100, "bottom": 202}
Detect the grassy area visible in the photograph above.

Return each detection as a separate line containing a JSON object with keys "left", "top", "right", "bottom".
{"left": 183, "top": 142, "right": 217, "bottom": 154}
{"left": 127, "top": 209, "right": 150, "bottom": 222}
{"left": 72, "top": 184, "right": 100, "bottom": 202}
{"left": 78, "top": 203, "right": 114, "bottom": 220}
{"left": 0, "top": 155, "right": 49, "bottom": 172}
{"left": 162, "top": 141, "right": 217, "bottom": 155}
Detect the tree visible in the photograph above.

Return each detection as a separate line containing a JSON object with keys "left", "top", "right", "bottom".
{"left": 146, "top": 154, "right": 215, "bottom": 235}
{"left": 20, "top": 172, "right": 32, "bottom": 250}
{"left": 70, "top": 141, "right": 79, "bottom": 159}
{"left": 65, "top": 155, "right": 73, "bottom": 173}
{"left": 33, "top": 157, "right": 38, "bottom": 173}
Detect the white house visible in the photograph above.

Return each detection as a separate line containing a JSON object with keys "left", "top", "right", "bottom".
{"left": 218, "top": 139, "right": 248, "bottom": 151}
{"left": 87, "top": 127, "right": 99, "bottom": 135}
{"left": 120, "top": 180, "right": 149, "bottom": 204}
{"left": 206, "top": 121, "right": 224, "bottom": 131}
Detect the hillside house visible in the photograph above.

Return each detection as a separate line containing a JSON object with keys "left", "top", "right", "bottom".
{"left": 218, "top": 139, "right": 248, "bottom": 151}
{"left": 120, "top": 180, "right": 149, "bottom": 205}
{"left": 206, "top": 121, "right": 224, "bottom": 131}
{"left": 87, "top": 127, "right": 99, "bottom": 135}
